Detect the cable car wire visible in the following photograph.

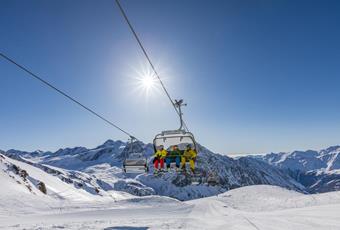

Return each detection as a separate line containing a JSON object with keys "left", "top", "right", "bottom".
{"left": 0, "top": 52, "right": 139, "bottom": 140}
{"left": 114, "top": 0, "right": 189, "bottom": 132}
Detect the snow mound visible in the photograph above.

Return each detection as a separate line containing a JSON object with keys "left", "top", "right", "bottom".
{"left": 190, "top": 185, "right": 340, "bottom": 212}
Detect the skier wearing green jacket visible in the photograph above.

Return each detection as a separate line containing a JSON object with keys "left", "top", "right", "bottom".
{"left": 165, "top": 145, "right": 182, "bottom": 170}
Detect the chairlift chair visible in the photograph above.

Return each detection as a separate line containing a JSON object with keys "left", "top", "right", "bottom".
{"left": 123, "top": 138, "right": 148, "bottom": 174}
{"left": 153, "top": 130, "right": 197, "bottom": 152}
{"left": 152, "top": 99, "right": 198, "bottom": 170}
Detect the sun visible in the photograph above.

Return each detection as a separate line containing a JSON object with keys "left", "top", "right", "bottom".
{"left": 140, "top": 75, "right": 155, "bottom": 90}
{"left": 135, "top": 67, "right": 159, "bottom": 97}
{"left": 126, "top": 61, "right": 165, "bottom": 100}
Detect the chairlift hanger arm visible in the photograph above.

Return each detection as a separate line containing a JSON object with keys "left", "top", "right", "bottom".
{"left": 174, "top": 99, "right": 187, "bottom": 131}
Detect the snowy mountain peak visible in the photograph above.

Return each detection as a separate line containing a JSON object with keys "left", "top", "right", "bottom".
{"left": 55, "top": 146, "right": 88, "bottom": 156}
{"left": 322, "top": 145, "right": 340, "bottom": 154}
{"left": 96, "top": 139, "right": 126, "bottom": 149}
{"left": 256, "top": 144, "right": 340, "bottom": 193}
{"left": 260, "top": 145, "right": 340, "bottom": 173}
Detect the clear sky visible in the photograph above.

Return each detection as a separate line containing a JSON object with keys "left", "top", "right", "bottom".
{"left": 1, "top": 0, "right": 340, "bottom": 155}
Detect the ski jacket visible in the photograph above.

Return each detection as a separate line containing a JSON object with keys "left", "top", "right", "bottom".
{"left": 168, "top": 149, "right": 182, "bottom": 157}
{"left": 154, "top": 149, "right": 167, "bottom": 159}
{"left": 183, "top": 149, "right": 197, "bottom": 159}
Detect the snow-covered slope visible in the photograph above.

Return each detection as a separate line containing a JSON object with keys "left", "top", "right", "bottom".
{"left": 186, "top": 185, "right": 340, "bottom": 230}
{"left": 4, "top": 140, "right": 305, "bottom": 200}
{"left": 1, "top": 184, "right": 340, "bottom": 230}
{"left": 255, "top": 146, "right": 340, "bottom": 193}
{"left": 0, "top": 153, "right": 137, "bottom": 216}
{"left": 0, "top": 153, "right": 181, "bottom": 214}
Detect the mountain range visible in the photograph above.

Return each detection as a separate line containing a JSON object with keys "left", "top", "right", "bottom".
{"left": 2, "top": 140, "right": 340, "bottom": 201}
{"left": 255, "top": 145, "right": 340, "bottom": 193}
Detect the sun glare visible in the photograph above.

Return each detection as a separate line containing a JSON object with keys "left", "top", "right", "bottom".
{"left": 127, "top": 61, "right": 167, "bottom": 100}
{"left": 140, "top": 75, "right": 155, "bottom": 90}
{"left": 133, "top": 65, "right": 160, "bottom": 98}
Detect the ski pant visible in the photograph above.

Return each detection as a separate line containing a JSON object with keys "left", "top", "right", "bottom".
{"left": 181, "top": 157, "right": 195, "bottom": 171}
{"left": 165, "top": 156, "right": 181, "bottom": 168}
{"left": 154, "top": 158, "right": 164, "bottom": 169}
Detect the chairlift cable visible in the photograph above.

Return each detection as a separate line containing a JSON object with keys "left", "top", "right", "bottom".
{"left": 114, "top": 0, "right": 189, "bottom": 132}
{"left": 0, "top": 52, "right": 139, "bottom": 141}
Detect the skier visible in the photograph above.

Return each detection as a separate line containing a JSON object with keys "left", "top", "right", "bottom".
{"left": 165, "top": 145, "right": 182, "bottom": 171}
{"left": 153, "top": 145, "right": 167, "bottom": 173}
{"left": 181, "top": 144, "right": 197, "bottom": 173}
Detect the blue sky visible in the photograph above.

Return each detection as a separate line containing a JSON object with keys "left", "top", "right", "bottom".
{"left": 1, "top": 0, "right": 340, "bottom": 155}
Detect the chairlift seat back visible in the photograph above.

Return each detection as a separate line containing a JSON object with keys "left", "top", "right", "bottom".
{"left": 153, "top": 130, "right": 197, "bottom": 151}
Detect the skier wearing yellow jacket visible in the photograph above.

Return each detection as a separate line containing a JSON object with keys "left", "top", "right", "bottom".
{"left": 153, "top": 145, "right": 167, "bottom": 172}
{"left": 181, "top": 144, "right": 197, "bottom": 173}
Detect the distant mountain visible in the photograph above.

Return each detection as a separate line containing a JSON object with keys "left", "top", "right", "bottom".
{"left": 254, "top": 146, "right": 340, "bottom": 193}
{"left": 3, "top": 140, "right": 306, "bottom": 200}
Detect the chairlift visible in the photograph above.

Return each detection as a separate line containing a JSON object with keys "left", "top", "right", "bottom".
{"left": 153, "top": 130, "right": 197, "bottom": 152}
{"left": 153, "top": 99, "right": 198, "bottom": 170}
{"left": 123, "top": 137, "right": 148, "bottom": 174}
{"left": 206, "top": 172, "right": 219, "bottom": 186}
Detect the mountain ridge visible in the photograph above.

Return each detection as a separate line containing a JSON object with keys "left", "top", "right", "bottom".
{"left": 254, "top": 145, "right": 340, "bottom": 193}
{"left": 2, "top": 139, "right": 307, "bottom": 200}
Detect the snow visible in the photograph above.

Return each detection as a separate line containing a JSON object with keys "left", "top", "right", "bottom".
{"left": 5, "top": 156, "right": 109, "bottom": 202}
{"left": 2, "top": 143, "right": 340, "bottom": 229}
{"left": 2, "top": 162, "right": 340, "bottom": 230}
